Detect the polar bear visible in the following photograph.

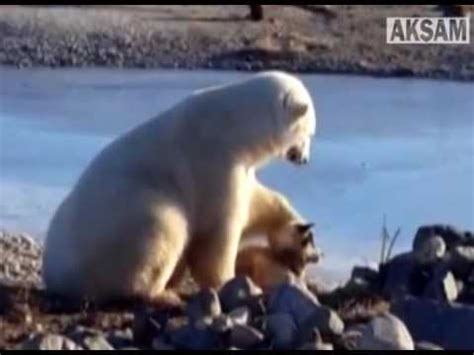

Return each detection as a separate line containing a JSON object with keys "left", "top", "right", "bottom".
{"left": 42, "top": 71, "right": 317, "bottom": 304}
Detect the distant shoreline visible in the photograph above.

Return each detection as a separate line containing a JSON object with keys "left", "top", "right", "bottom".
{"left": 1, "top": 5, "right": 473, "bottom": 81}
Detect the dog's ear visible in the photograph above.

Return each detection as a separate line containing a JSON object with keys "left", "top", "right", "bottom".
{"left": 283, "top": 92, "right": 309, "bottom": 120}
{"left": 295, "top": 222, "right": 314, "bottom": 235}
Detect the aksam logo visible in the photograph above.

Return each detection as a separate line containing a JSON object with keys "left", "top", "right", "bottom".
{"left": 386, "top": 17, "right": 470, "bottom": 44}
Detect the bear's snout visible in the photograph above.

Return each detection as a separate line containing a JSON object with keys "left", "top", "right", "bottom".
{"left": 286, "top": 146, "right": 309, "bottom": 165}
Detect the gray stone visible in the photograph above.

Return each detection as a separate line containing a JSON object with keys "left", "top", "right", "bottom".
{"left": 414, "top": 235, "right": 446, "bottom": 265}
{"left": 211, "top": 314, "right": 234, "bottom": 334}
{"left": 392, "top": 296, "right": 474, "bottom": 350}
{"left": 413, "top": 225, "right": 465, "bottom": 251}
{"left": 152, "top": 337, "right": 175, "bottom": 350}
{"left": 229, "top": 324, "right": 264, "bottom": 349}
{"left": 106, "top": 328, "right": 133, "bottom": 349}
{"left": 219, "top": 276, "right": 262, "bottom": 312}
{"left": 186, "top": 288, "right": 221, "bottom": 323}
{"left": 18, "top": 333, "right": 82, "bottom": 350}
{"left": 82, "top": 334, "right": 115, "bottom": 350}
{"left": 298, "top": 341, "right": 334, "bottom": 350}
{"left": 299, "top": 306, "right": 344, "bottom": 338}
{"left": 415, "top": 341, "right": 444, "bottom": 350}
{"left": 228, "top": 306, "right": 250, "bottom": 325}
{"left": 168, "top": 323, "right": 221, "bottom": 350}
{"left": 132, "top": 306, "right": 165, "bottom": 345}
{"left": 267, "top": 283, "right": 320, "bottom": 327}
{"left": 346, "top": 313, "right": 414, "bottom": 350}
{"left": 349, "top": 266, "right": 380, "bottom": 290}
{"left": 423, "top": 268, "right": 459, "bottom": 302}
{"left": 381, "top": 252, "right": 428, "bottom": 299}
{"left": 449, "top": 245, "right": 474, "bottom": 279}
{"left": 264, "top": 313, "right": 298, "bottom": 349}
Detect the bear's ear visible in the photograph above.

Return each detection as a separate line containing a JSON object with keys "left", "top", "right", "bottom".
{"left": 283, "top": 92, "right": 309, "bottom": 120}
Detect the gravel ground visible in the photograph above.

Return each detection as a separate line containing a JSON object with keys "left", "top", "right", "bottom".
{"left": 0, "top": 5, "right": 473, "bottom": 80}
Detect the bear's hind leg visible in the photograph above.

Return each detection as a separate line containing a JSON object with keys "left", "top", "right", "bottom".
{"left": 136, "top": 204, "right": 189, "bottom": 310}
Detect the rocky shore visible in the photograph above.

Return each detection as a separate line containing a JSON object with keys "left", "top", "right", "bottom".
{"left": 1, "top": 5, "right": 473, "bottom": 81}
{"left": 1, "top": 224, "right": 473, "bottom": 350}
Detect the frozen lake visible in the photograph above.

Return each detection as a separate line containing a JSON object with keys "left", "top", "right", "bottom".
{"left": 0, "top": 67, "right": 473, "bottom": 286}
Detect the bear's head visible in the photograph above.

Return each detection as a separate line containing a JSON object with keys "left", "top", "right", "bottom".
{"left": 266, "top": 72, "right": 316, "bottom": 166}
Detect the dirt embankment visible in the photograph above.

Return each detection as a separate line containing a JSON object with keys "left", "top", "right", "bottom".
{"left": 0, "top": 5, "right": 473, "bottom": 81}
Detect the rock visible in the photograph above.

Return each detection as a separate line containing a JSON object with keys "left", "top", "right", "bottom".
{"left": 267, "top": 283, "right": 320, "bottom": 327}
{"left": 449, "top": 245, "right": 474, "bottom": 279}
{"left": 345, "top": 313, "right": 414, "bottom": 350}
{"left": 263, "top": 313, "right": 298, "bottom": 349}
{"left": 299, "top": 306, "right": 344, "bottom": 339}
{"left": 219, "top": 276, "right": 262, "bottom": 312}
{"left": 0, "top": 230, "right": 43, "bottom": 287}
{"left": 164, "top": 316, "right": 190, "bottom": 337}
{"left": 211, "top": 314, "right": 234, "bottom": 334}
{"left": 423, "top": 267, "right": 459, "bottom": 302}
{"left": 392, "top": 296, "right": 474, "bottom": 349}
{"left": 168, "top": 323, "right": 221, "bottom": 350}
{"left": 82, "top": 334, "right": 115, "bottom": 350}
{"left": 229, "top": 324, "right": 264, "bottom": 349}
{"left": 380, "top": 252, "right": 428, "bottom": 299}
{"left": 152, "top": 337, "right": 175, "bottom": 350}
{"left": 228, "top": 306, "right": 250, "bottom": 325}
{"left": 415, "top": 341, "right": 444, "bottom": 350}
{"left": 413, "top": 225, "right": 465, "bottom": 252}
{"left": 413, "top": 235, "right": 446, "bottom": 265}
{"left": 186, "top": 288, "right": 221, "bottom": 323}
{"left": 458, "top": 275, "right": 474, "bottom": 304}
{"left": 106, "top": 328, "right": 133, "bottom": 349}
{"left": 350, "top": 266, "right": 380, "bottom": 290}
{"left": 245, "top": 294, "right": 267, "bottom": 317}
{"left": 18, "top": 333, "right": 82, "bottom": 350}
{"left": 133, "top": 306, "right": 175, "bottom": 345}
{"left": 298, "top": 341, "right": 334, "bottom": 350}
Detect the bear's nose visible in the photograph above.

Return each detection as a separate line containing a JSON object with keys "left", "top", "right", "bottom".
{"left": 287, "top": 147, "right": 302, "bottom": 163}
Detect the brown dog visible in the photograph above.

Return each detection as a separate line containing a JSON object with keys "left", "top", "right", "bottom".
{"left": 236, "top": 222, "right": 322, "bottom": 291}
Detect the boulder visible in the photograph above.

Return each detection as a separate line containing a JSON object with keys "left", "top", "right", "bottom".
{"left": 267, "top": 283, "right": 320, "bottom": 327}
{"left": 228, "top": 306, "right": 250, "bottom": 325}
{"left": 229, "top": 324, "right": 264, "bottom": 349}
{"left": 381, "top": 252, "right": 428, "bottom": 299}
{"left": 350, "top": 266, "right": 380, "bottom": 289}
{"left": 415, "top": 341, "right": 444, "bottom": 350}
{"left": 423, "top": 267, "right": 459, "bottom": 303}
{"left": 67, "top": 326, "right": 114, "bottom": 350}
{"left": 106, "top": 329, "right": 133, "bottom": 349}
{"left": 263, "top": 313, "right": 298, "bottom": 349}
{"left": 413, "top": 225, "right": 465, "bottom": 252}
{"left": 219, "top": 276, "right": 262, "bottom": 312}
{"left": 345, "top": 313, "right": 414, "bottom": 350}
{"left": 391, "top": 296, "right": 474, "bottom": 349}
{"left": 448, "top": 245, "right": 474, "bottom": 279}
{"left": 82, "top": 334, "right": 115, "bottom": 350}
{"left": 186, "top": 288, "right": 221, "bottom": 323}
{"left": 299, "top": 305, "right": 344, "bottom": 338}
{"left": 18, "top": 333, "right": 82, "bottom": 350}
{"left": 413, "top": 235, "right": 446, "bottom": 265}
{"left": 168, "top": 322, "right": 221, "bottom": 350}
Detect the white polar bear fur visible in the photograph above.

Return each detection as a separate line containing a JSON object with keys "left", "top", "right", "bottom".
{"left": 42, "top": 71, "right": 316, "bottom": 302}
